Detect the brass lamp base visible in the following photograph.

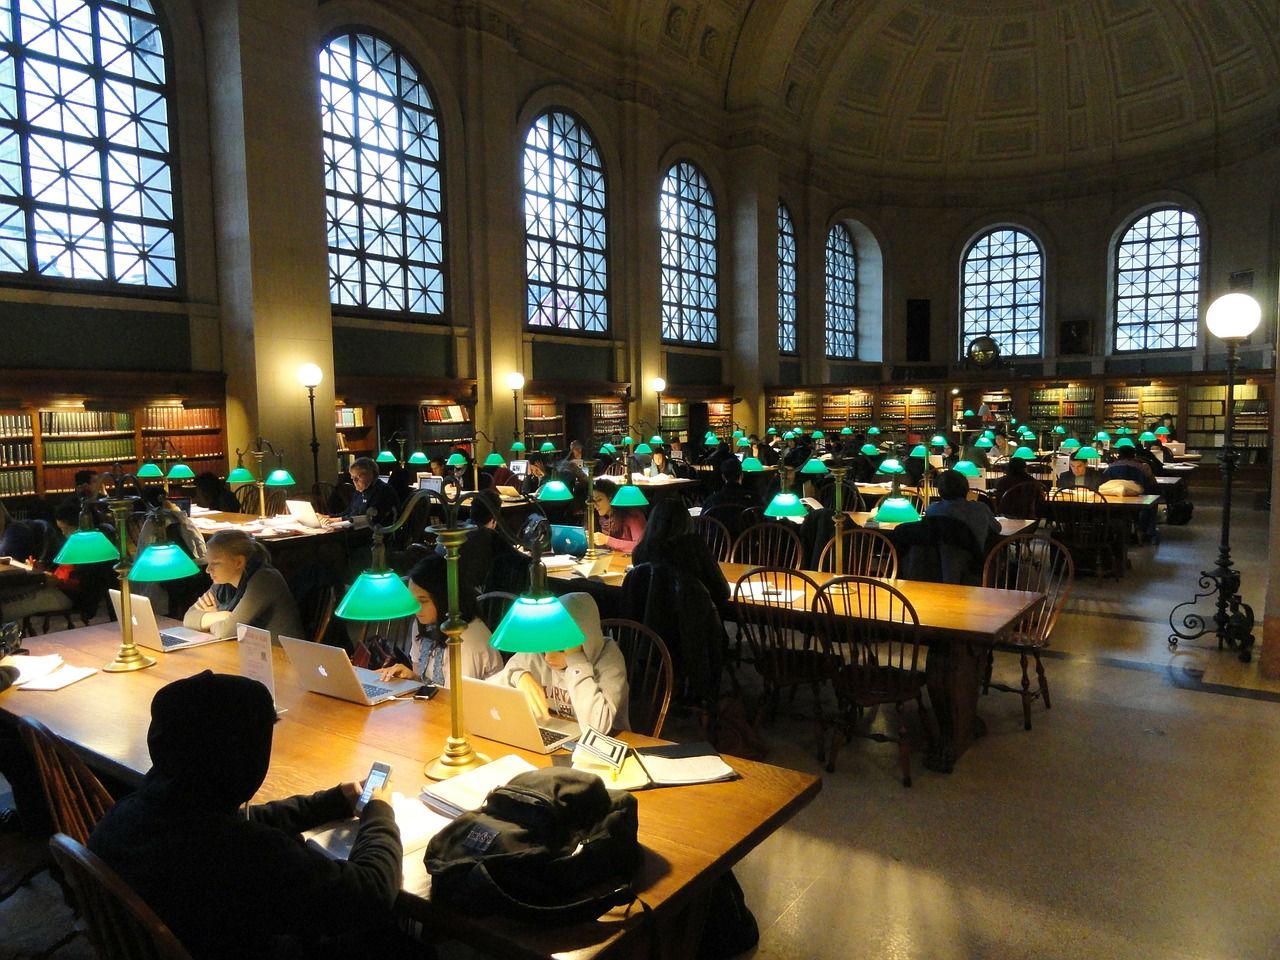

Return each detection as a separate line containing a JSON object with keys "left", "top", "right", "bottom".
{"left": 104, "top": 642, "right": 156, "bottom": 672}
{"left": 425, "top": 736, "right": 490, "bottom": 781}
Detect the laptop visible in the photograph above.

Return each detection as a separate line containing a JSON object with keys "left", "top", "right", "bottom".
{"left": 508, "top": 459, "right": 529, "bottom": 477}
{"left": 495, "top": 484, "right": 522, "bottom": 499}
{"left": 550, "top": 524, "right": 588, "bottom": 557}
{"left": 575, "top": 553, "right": 613, "bottom": 578}
{"left": 285, "top": 499, "right": 324, "bottom": 528}
{"left": 108, "top": 590, "right": 224, "bottom": 652}
{"left": 461, "top": 676, "right": 578, "bottom": 753}
{"left": 280, "top": 635, "right": 422, "bottom": 706}
{"left": 417, "top": 475, "right": 444, "bottom": 494}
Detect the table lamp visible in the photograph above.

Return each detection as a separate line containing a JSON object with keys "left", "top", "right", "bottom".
{"left": 611, "top": 483, "right": 649, "bottom": 508}
{"left": 1012, "top": 446, "right": 1036, "bottom": 460}
{"left": 963, "top": 409, "right": 975, "bottom": 418}
{"left": 539, "top": 441, "right": 556, "bottom": 454}
{"left": 908, "top": 444, "right": 928, "bottom": 458}
{"left": 1155, "top": 426, "right": 1171, "bottom": 439}
{"left": 736, "top": 437, "right": 751, "bottom": 449}
{"left": 866, "top": 427, "right": 881, "bottom": 437}
{"left": 874, "top": 496, "right": 921, "bottom": 524}
{"left": 408, "top": 451, "right": 429, "bottom": 467}
{"left": 974, "top": 437, "right": 993, "bottom": 450}
{"left": 799, "top": 457, "right": 828, "bottom": 476}
{"left": 741, "top": 456, "right": 764, "bottom": 472}
{"left": 511, "top": 440, "right": 527, "bottom": 454}
{"left": 1139, "top": 431, "right": 1157, "bottom": 444}
{"left": 537, "top": 479, "right": 573, "bottom": 502}
{"left": 764, "top": 491, "right": 807, "bottom": 518}
{"left": 136, "top": 462, "right": 164, "bottom": 480}
{"left": 1061, "top": 438, "right": 1081, "bottom": 452}
{"left": 954, "top": 460, "right": 981, "bottom": 478}
{"left": 1073, "top": 446, "right": 1100, "bottom": 461}
{"left": 840, "top": 426, "right": 853, "bottom": 436}
{"left": 483, "top": 451, "right": 505, "bottom": 467}
{"left": 633, "top": 442, "right": 653, "bottom": 455}
{"left": 1114, "top": 437, "right": 1135, "bottom": 449}
{"left": 766, "top": 427, "right": 777, "bottom": 436}
{"left": 375, "top": 450, "right": 396, "bottom": 465}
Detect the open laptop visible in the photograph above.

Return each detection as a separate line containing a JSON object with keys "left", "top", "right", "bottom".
{"left": 461, "top": 676, "right": 578, "bottom": 753}
{"left": 285, "top": 499, "right": 324, "bottom": 528}
{"left": 495, "top": 484, "right": 522, "bottom": 499}
{"left": 508, "top": 459, "right": 529, "bottom": 477}
{"left": 280, "top": 635, "right": 421, "bottom": 706}
{"left": 417, "top": 475, "right": 444, "bottom": 494}
{"left": 108, "top": 590, "right": 224, "bottom": 652}
{"left": 550, "top": 524, "right": 589, "bottom": 557}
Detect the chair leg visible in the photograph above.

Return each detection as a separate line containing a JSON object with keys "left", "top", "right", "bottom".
{"left": 1034, "top": 650, "right": 1051, "bottom": 710}
{"left": 824, "top": 722, "right": 845, "bottom": 774}
{"left": 1019, "top": 651, "right": 1033, "bottom": 731}
{"left": 982, "top": 650, "right": 994, "bottom": 694}
{"left": 896, "top": 702, "right": 912, "bottom": 787}
{"left": 916, "top": 689, "right": 937, "bottom": 753}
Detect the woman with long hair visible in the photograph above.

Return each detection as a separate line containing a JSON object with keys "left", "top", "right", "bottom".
{"left": 588, "top": 478, "right": 646, "bottom": 553}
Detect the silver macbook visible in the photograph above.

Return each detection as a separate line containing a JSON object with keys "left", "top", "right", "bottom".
{"left": 108, "top": 590, "right": 223, "bottom": 652}
{"left": 280, "top": 635, "right": 421, "bottom": 706}
{"left": 285, "top": 499, "right": 324, "bottom": 528}
{"left": 461, "top": 676, "right": 578, "bottom": 754}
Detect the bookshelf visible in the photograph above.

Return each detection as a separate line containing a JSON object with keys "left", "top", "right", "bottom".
{"left": 764, "top": 390, "right": 819, "bottom": 433}
{"left": 821, "top": 388, "right": 874, "bottom": 433}
{"left": 657, "top": 400, "right": 689, "bottom": 443}
{"left": 1101, "top": 382, "right": 1179, "bottom": 435}
{"left": 878, "top": 387, "right": 938, "bottom": 444}
{"left": 523, "top": 398, "right": 564, "bottom": 452}
{"left": 334, "top": 404, "right": 376, "bottom": 460}
{"left": 420, "top": 400, "right": 474, "bottom": 455}
{"left": 1027, "top": 384, "right": 1096, "bottom": 439}
{"left": 0, "top": 413, "right": 36, "bottom": 498}
{"left": 704, "top": 400, "right": 734, "bottom": 438}
{"left": 590, "top": 399, "right": 628, "bottom": 447}
{"left": 1186, "top": 381, "right": 1270, "bottom": 464}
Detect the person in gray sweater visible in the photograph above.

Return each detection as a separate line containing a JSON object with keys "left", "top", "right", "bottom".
{"left": 184, "top": 529, "right": 303, "bottom": 643}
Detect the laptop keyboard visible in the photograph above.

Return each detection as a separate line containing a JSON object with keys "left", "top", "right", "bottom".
{"left": 160, "top": 633, "right": 187, "bottom": 649}
{"left": 362, "top": 683, "right": 392, "bottom": 700}
{"left": 539, "top": 727, "right": 568, "bottom": 746}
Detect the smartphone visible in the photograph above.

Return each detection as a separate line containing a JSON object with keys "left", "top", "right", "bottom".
{"left": 355, "top": 761, "right": 392, "bottom": 814}
{"left": 413, "top": 684, "right": 439, "bottom": 701}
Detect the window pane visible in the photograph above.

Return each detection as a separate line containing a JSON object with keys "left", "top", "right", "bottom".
{"left": 1113, "top": 208, "right": 1200, "bottom": 352}
{"left": 960, "top": 227, "right": 1043, "bottom": 358}
{"left": 0, "top": 0, "right": 176, "bottom": 288}
{"left": 777, "top": 202, "right": 797, "bottom": 354}
{"left": 825, "top": 224, "right": 856, "bottom": 359}
{"left": 320, "top": 31, "right": 445, "bottom": 319}
{"left": 660, "top": 161, "right": 717, "bottom": 344}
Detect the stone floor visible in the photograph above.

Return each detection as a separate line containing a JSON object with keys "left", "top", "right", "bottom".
{"left": 3, "top": 477, "right": 1277, "bottom": 960}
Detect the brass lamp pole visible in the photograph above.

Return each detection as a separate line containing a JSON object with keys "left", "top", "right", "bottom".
{"left": 828, "top": 459, "right": 849, "bottom": 574}
{"left": 582, "top": 457, "right": 599, "bottom": 562}
{"left": 103, "top": 497, "right": 155, "bottom": 672}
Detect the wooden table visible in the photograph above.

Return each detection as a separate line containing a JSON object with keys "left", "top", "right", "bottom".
{"left": 846, "top": 513, "right": 1036, "bottom": 538}
{"left": 0, "top": 622, "right": 820, "bottom": 960}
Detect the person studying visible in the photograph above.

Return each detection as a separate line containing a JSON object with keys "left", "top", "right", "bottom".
{"left": 183, "top": 529, "right": 304, "bottom": 643}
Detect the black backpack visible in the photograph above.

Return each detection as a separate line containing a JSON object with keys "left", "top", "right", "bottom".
{"left": 1166, "top": 500, "right": 1194, "bottom": 525}
{"left": 425, "top": 768, "right": 642, "bottom": 923}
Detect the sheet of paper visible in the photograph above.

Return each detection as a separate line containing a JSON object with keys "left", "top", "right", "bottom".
{"left": 237, "top": 624, "right": 276, "bottom": 703}
{"left": 18, "top": 664, "right": 97, "bottom": 691}
{"left": 421, "top": 755, "right": 537, "bottom": 818}
{"left": 736, "top": 582, "right": 803, "bottom": 605}
{"left": 1, "top": 654, "right": 64, "bottom": 685}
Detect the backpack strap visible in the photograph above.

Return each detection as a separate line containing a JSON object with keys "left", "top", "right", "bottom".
{"left": 468, "top": 860, "right": 637, "bottom": 925}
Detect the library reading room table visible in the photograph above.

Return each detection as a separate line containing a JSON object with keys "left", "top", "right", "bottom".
{"left": 0, "top": 622, "right": 820, "bottom": 960}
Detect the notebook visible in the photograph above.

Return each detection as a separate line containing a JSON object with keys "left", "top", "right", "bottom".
{"left": 108, "top": 591, "right": 223, "bottom": 653}
{"left": 280, "top": 635, "right": 421, "bottom": 706}
{"left": 460, "top": 677, "right": 578, "bottom": 754}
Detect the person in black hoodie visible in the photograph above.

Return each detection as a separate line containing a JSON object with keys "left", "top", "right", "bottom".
{"left": 89, "top": 671, "right": 413, "bottom": 960}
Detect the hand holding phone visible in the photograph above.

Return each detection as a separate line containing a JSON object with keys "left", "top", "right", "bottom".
{"left": 355, "top": 761, "right": 392, "bottom": 814}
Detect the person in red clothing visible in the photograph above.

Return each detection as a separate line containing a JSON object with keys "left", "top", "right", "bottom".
{"left": 589, "top": 478, "right": 647, "bottom": 553}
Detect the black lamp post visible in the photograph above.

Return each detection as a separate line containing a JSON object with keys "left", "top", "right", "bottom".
{"left": 1169, "top": 293, "right": 1263, "bottom": 662}
{"left": 298, "top": 363, "right": 323, "bottom": 488}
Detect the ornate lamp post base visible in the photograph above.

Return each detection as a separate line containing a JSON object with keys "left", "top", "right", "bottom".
{"left": 1168, "top": 565, "right": 1256, "bottom": 663}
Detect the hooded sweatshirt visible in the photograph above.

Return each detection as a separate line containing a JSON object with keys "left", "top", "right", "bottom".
{"left": 89, "top": 672, "right": 403, "bottom": 960}
{"left": 491, "top": 591, "right": 630, "bottom": 735}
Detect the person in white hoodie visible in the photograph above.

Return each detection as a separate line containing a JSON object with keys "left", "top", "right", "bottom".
{"left": 490, "top": 591, "right": 630, "bottom": 735}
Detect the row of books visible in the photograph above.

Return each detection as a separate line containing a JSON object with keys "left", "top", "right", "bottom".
{"left": 0, "top": 469, "right": 36, "bottom": 496}
{"left": 423, "top": 403, "right": 469, "bottom": 424}
{"left": 0, "top": 414, "right": 34, "bottom": 437}
{"left": 0, "top": 441, "right": 34, "bottom": 466}
{"left": 42, "top": 437, "right": 136, "bottom": 465}
{"left": 39, "top": 411, "right": 134, "bottom": 435}
{"left": 1029, "top": 387, "right": 1094, "bottom": 402}
{"left": 140, "top": 406, "right": 223, "bottom": 431}
{"left": 335, "top": 406, "right": 367, "bottom": 427}
{"left": 152, "top": 433, "right": 226, "bottom": 458}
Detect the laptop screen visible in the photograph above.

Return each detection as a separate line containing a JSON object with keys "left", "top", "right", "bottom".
{"left": 509, "top": 459, "right": 529, "bottom": 476}
{"left": 417, "top": 475, "right": 443, "bottom": 494}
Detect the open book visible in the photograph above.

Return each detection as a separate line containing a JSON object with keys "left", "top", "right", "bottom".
{"left": 303, "top": 793, "right": 453, "bottom": 861}
{"left": 420, "top": 754, "right": 537, "bottom": 818}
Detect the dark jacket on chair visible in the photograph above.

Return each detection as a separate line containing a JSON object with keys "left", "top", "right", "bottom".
{"left": 620, "top": 561, "right": 723, "bottom": 705}
{"left": 889, "top": 515, "right": 984, "bottom": 586}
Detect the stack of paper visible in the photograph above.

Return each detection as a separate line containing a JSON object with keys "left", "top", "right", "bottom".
{"left": 420, "top": 754, "right": 537, "bottom": 818}
{"left": 0, "top": 654, "right": 97, "bottom": 691}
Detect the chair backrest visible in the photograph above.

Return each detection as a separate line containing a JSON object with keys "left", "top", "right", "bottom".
{"left": 19, "top": 716, "right": 114, "bottom": 845}
{"left": 309, "top": 481, "right": 336, "bottom": 514}
{"left": 816, "top": 527, "right": 899, "bottom": 578}
{"left": 48, "top": 834, "right": 194, "bottom": 960}
{"left": 996, "top": 480, "right": 1046, "bottom": 519}
{"left": 262, "top": 488, "right": 288, "bottom": 518}
{"left": 738, "top": 505, "right": 765, "bottom": 531}
{"left": 234, "top": 484, "right": 259, "bottom": 514}
{"left": 302, "top": 584, "right": 336, "bottom": 645}
{"left": 619, "top": 562, "right": 722, "bottom": 705}
{"left": 817, "top": 477, "right": 864, "bottom": 513}
{"left": 982, "top": 534, "right": 1074, "bottom": 648}
{"left": 730, "top": 521, "right": 803, "bottom": 569}
{"left": 693, "top": 512, "right": 733, "bottom": 562}
{"left": 601, "top": 618, "right": 674, "bottom": 738}
{"left": 814, "top": 576, "right": 922, "bottom": 697}
{"left": 476, "top": 591, "right": 517, "bottom": 634}
{"left": 1050, "top": 486, "right": 1106, "bottom": 503}
{"left": 603, "top": 460, "right": 627, "bottom": 476}
{"left": 732, "top": 567, "right": 828, "bottom": 685}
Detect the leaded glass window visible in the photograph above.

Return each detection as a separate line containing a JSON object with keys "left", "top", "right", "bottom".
{"left": 824, "top": 223, "right": 856, "bottom": 359}
{"left": 320, "top": 32, "right": 444, "bottom": 317}
{"left": 777, "top": 201, "right": 797, "bottom": 354}
{"left": 523, "top": 110, "right": 607, "bottom": 333}
{"left": 659, "top": 160, "right": 717, "bottom": 345}
{"left": 960, "top": 228, "right": 1043, "bottom": 358}
{"left": 1114, "top": 207, "right": 1200, "bottom": 352}
{"left": 0, "top": 0, "right": 176, "bottom": 288}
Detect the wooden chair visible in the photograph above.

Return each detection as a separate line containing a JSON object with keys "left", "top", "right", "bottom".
{"left": 309, "top": 480, "right": 337, "bottom": 514}
{"left": 48, "top": 834, "right": 194, "bottom": 960}
{"left": 995, "top": 480, "right": 1046, "bottom": 520}
{"left": 816, "top": 527, "right": 898, "bottom": 578}
{"left": 1046, "top": 490, "right": 1121, "bottom": 580}
{"left": 981, "top": 534, "right": 1074, "bottom": 730}
{"left": 729, "top": 521, "right": 803, "bottom": 569}
{"left": 476, "top": 591, "right": 517, "bottom": 634}
{"left": 693, "top": 512, "right": 733, "bottom": 562}
{"left": 234, "top": 484, "right": 259, "bottom": 514}
{"left": 300, "top": 584, "right": 336, "bottom": 645}
{"left": 816, "top": 477, "right": 864, "bottom": 513}
{"left": 262, "top": 488, "right": 288, "bottom": 518}
{"left": 601, "top": 618, "right": 674, "bottom": 738}
{"left": 732, "top": 568, "right": 837, "bottom": 739}
{"left": 814, "top": 576, "right": 931, "bottom": 786}
{"left": 19, "top": 716, "right": 115, "bottom": 845}
{"left": 603, "top": 460, "right": 627, "bottom": 476}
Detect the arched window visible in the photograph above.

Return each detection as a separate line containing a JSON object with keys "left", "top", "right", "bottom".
{"left": 777, "top": 202, "right": 797, "bottom": 354}
{"left": 960, "top": 228, "right": 1043, "bottom": 358}
{"left": 824, "top": 224, "right": 856, "bottom": 359}
{"left": 320, "top": 32, "right": 444, "bottom": 318}
{"left": 659, "top": 160, "right": 717, "bottom": 345}
{"left": 0, "top": 0, "right": 177, "bottom": 288}
{"left": 1114, "top": 207, "right": 1200, "bottom": 352}
{"left": 523, "top": 111, "right": 608, "bottom": 333}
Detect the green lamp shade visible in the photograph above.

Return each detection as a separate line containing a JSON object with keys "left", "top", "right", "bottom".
{"left": 54, "top": 529, "right": 120, "bottom": 565}
{"left": 1074, "top": 446, "right": 1101, "bottom": 461}
{"left": 621, "top": 435, "right": 635, "bottom": 446}
{"left": 1010, "top": 418, "right": 1018, "bottom": 425}
{"left": 265, "top": 468, "right": 294, "bottom": 486}
{"left": 740, "top": 457, "right": 764, "bottom": 472}
{"left": 840, "top": 426, "right": 853, "bottom": 436}
{"left": 1012, "top": 446, "right": 1036, "bottom": 460}
{"left": 539, "top": 442, "right": 556, "bottom": 454}
{"left": 633, "top": 442, "right": 653, "bottom": 455}
{"left": 446, "top": 452, "right": 468, "bottom": 467}
{"left": 611, "top": 484, "right": 649, "bottom": 508}
{"left": 601, "top": 443, "right": 618, "bottom": 454}
{"left": 982, "top": 430, "right": 996, "bottom": 439}
{"left": 1061, "top": 438, "right": 1081, "bottom": 450}
{"left": 799, "top": 457, "right": 828, "bottom": 475}
{"left": 1053, "top": 425, "right": 1066, "bottom": 435}
{"left": 408, "top": 452, "right": 429, "bottom": 465}
{"left": 335, "top": 571, "right": 419, "bottom": 620}
{"left": 650, "top": 435, "right": 664, "bottom": 445}
{"left": 511, "top": 440, "right": 527, "bottom": 453}
{"left": 866, "top": 427, "right": 881, "bottom": 436}
{"left": 766, "top": 427, "right": 777, "bottom": 435}
{"left": 136, "top": 462, "right": 164, "bottom": 479}
{"left": 736, "top": 437, "right": 751, "bottom": 449}
{"left": 490, "top": 595, "right": 587, "bottom": 653}
{"left": 782, "top": 431, "right": 795, "bottom": 441}
{"left": 537, "top": 480, "right": 574, "bottom": 502}
{"left": 764, "top": 492, "right": 807, "bottom": 518}
{"left": 874, "top": 497, "right": 921, "bottom": 524}
{"left": 375, "top": 450, "right": 396, "bottom": 464}
{"left": 878, "top": 458, "right": 906, "bottom": 475}
{"left": 129, "top": 543, "right": 200, "bottom": 582}
{"left": 1094, "top": 431, "right": 1111, "bottom": 442}
{"left": 963, "top": 409, "right": 975, "bottom": 417}
{"left": 1139, "top": 431, "right": 1157, "bottom": 443}
{"left": 1155, "top": 426, "right": 1171, "bottom": 436}
{"left": 974, "top": 437, "right": 994, "bottom": 449}
{"left": 1116, "top": 426, "right": 1131, "bottom": 435}
{"left": 908, "top": 444, "right": 929, "bottom": 458}
{"left": 732, "top": 430, "right": 744, "bottom": 440}
{"left": 930, "top": 435, "right": 947, "bottom": 446}
{"left": 166, "top": 462, "right": 195, "bottom": 481}
{"left": 483, "top": 451, "right": 506, "bottom": 467}
{"left": 859, "top": 443, "right": 879, "bottom": 456}
{"left": 810, "top": 430, "right": 824, "bottom": 439}
{"left": 954, "top": 460, "right": 981, "bottom": 477}
{"left": 227, "top": 466, "right": 255, "bottom": 484}
{"left": 705, "top": 436, "right": 721, "bottom": 446}
{"left": 1114, "top": 437, "right": 1135, "bottom": 448}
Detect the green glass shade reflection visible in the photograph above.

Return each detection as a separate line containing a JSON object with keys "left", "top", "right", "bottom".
{"left": 129, "top": 543, "right": 200, "bottom": 582}
{"left": 447, "top": 453, "right": 468, "bottom": 467}
{"left": 136, "top": 462, "right": 164, "bottom": 479}
{"left": 227, "top": 466, "right": 255, "bottom": 484}
{"left": 483, "top": 452, "right": 506, "bottom": 466}
{"left": 1073, "top": 446, "right": 1101, "bottom": 461}
{"left": 874, "top": 497, "right": 921, "bottom": 524}
{"left": 539, "top": 442, "right": 556, "bottom": 454}
{"left": 537, "top": 480, "right": 573, "bottom": 502}
{"left": 1114, "top": 437, "right": 1135, "bottom": 448}
{"left": 375, "top": 450, "right": 396, "bottom": 464}
{"left": 799, "top": 458, "right": 828, "bottom": 475}
{"left": 1012, "top": 447, "right": 1036, "bottom": 460}
{"left": 740, "top": 457, "right": 764, "bottom": 472}
{"left": 866, "top": 427, "right": 881, "bottom": 436}
{"left": 633, "top": 443, "right": 653, "bottom": 455}
{"left": 954, "top": 460, "right": 980, "bottom": 477}
{"left": 408, "top": 452, "right": 429, "bottom": 465}
{"left": 878, "top": 458, "right": 905, "bottom": 475}
{"left": 974, "top": 437, "right": 994, "bottom": 449}
{"left": 908, "top": 445, "right": 928, "bottom": 458}
{"left": 963, "top": 409, "right": 975, "bottom": 417}
{"left": 335, "top": 571, "right": 418, "bottom": 620}
{"left": 1139, "top": 431, "right": 1157, "bottom": 443}
{"left": 859, "top": 444, "right": 879, "bottom": 456}
{"left": 166, "top": 463, "right": 195, "bottom": 480}
{"left": 763, "top": 492, "right": 807, "bottom": 518}
{"left": 510, "top": 441, "right": 527, "bottom": 453}
{"left": 54, "top": 529, "right": 120, "bottom": 565}
{"left": 611, "top": 484, "right": 649, "bottom": 508}
{"left": 1053, "top": 425, "right": 1066, "bottom": 435}
{"left": 489, "top": 595, "right": 587, "bottom": 653}
{"left": 265, "top": 468, "right": 294, "bottom": 486}
{"left": 840, "top": 426, "right": 853, "bottom": 435}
